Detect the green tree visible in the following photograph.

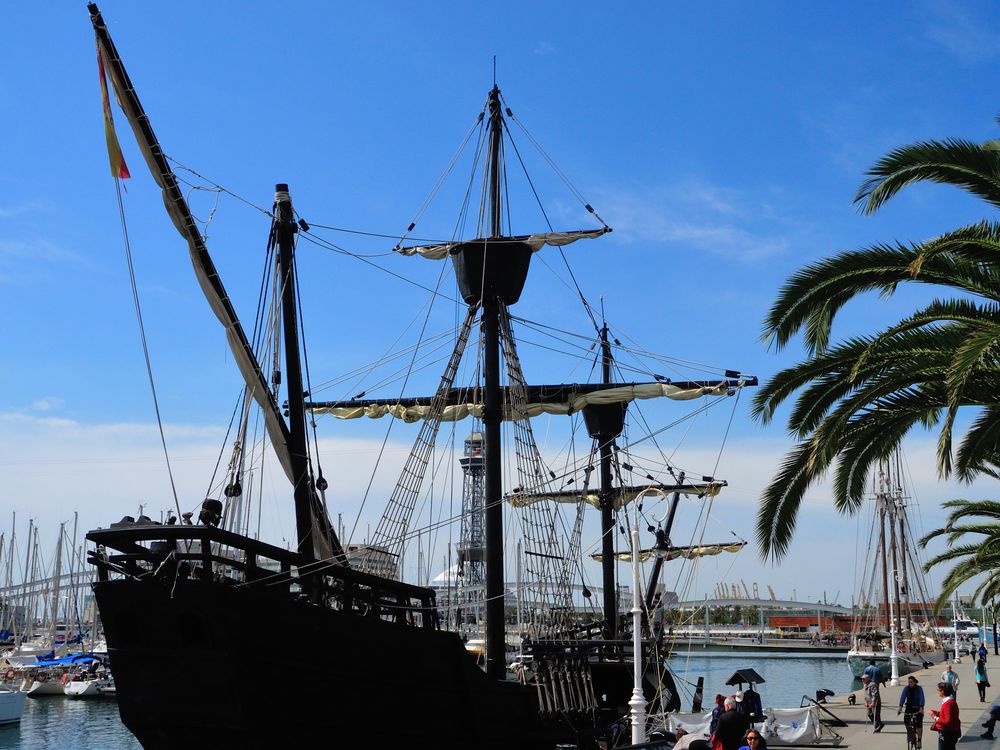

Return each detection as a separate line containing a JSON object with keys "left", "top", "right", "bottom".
{"left": 740, "top": 606, "right": 760, "bottom": 626}
{"left": 754, "top": 131, "right": 1000, "bottom": 560}
{"left": 710, "top": 606, "right": 733, "bottom": 625}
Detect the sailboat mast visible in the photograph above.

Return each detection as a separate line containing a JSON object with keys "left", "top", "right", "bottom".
{"left": 599, "top": 324, "right": 618, "bottom": 639}
{"left": 893, "top": 453, "right": 916, "bottom": 639}
{"left": 48, "top": 523, "right": 64, "bottom": 648}
{"left": 22, "top": 519, "right": 32, "bottom": 643}
{"left": 878, "top": 493, "right": 891, "bottom": 633}
{"left": 274, "top": 185, "right": 315, "bottom": 559}
{"left": 898, "top": 510, "right": 915, "bottom": 638}
{"left": 1, "top": 514, "right": 11, "bottom": 637}
{"left": 887, "top": 499, "right": 903, "bottom": 642}
{"left": 483, "top": 86, "right": 506, "bottom": 681}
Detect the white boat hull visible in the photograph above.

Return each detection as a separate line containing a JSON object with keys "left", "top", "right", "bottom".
{"left": 847, "top": 650, "right": 924, "bottom": 678}
{"left": 0, "top": 689, "right": 26, "bottom": 725}
{"left": 64, "top": 679, "right": 105, "bottom": 699}
{"left": 23, "top": 677, "right": 66, "bottom": 696}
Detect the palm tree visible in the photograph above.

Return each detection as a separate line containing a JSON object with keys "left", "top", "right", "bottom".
{"left": 755, "top": 131, "right": 1000, "bottom": 560}
{"left": 920, "top": 500, "right": 1000, "bottom": 607}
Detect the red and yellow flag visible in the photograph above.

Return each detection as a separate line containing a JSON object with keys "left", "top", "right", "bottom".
{"left": 97, "top": 45, "right": 130, "bottom": 179}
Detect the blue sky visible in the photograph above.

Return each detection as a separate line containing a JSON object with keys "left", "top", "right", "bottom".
{"left": 3, "top": 1, "right": 1000, "bottom": 605}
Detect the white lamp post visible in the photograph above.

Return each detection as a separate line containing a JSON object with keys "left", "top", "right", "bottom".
{"left": 629, "top": 487, "right": 669, "bottom": 746}
{"left": 953, "top": 593, "right": 961, "bottom": 663}
{"left": 888, "top": 578, "right": 899, "bottom": 686}
{"left": 629, "top": 523, "right": 647, "bottom": 746}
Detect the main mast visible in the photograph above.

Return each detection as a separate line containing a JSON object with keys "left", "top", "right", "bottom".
{"left": 482, "top": 85, "right": 506, "bottom": 680}
{"left": 598, "top": 325, "right": 619, "bottom": 638}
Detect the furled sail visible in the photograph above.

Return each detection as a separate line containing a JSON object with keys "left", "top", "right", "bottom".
{"left": 309, "top": 378, "right": 754, "bottom": 423}
{"left": 508, "top": 481, "right": 726, "bottom": 510}
{"left": 396, "top": 228, "right": 610, "bottom": 260}
{"left": 591, "top": 541, "right": 746, "bottom": 563}
{"left": 92, "top": 8, "right": 340, "bottom": 563}
{"left": 91, "top": 17, "right": 295, "bottom": 485}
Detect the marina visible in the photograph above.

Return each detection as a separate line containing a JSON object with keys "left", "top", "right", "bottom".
{"left": 7, "top": 652, "right": 1000, "bottom": 748}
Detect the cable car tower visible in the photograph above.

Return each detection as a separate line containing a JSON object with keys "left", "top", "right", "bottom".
{"left": 457, "top": 432, "right": 486, "bottom": 623}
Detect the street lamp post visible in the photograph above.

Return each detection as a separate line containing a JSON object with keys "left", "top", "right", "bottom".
{"left": 888, "top": 577, "right": 899, "bottom": 686}
{"left": 628, "top": 487, "right": 669, "bottom": 746}
{"left": 952, "top": 593, "right": 961, "bottom": 663}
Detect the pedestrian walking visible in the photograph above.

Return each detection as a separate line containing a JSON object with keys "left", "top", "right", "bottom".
{"left": 940, "top": 663, "right": 960, "bottom": 697}
{"left": 861, "top": 673, "right": 884, "bottom": 732}
{"left": 975, "top": 657, "right": 990, "bottom": 702}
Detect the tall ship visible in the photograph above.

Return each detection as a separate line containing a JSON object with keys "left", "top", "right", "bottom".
{"left": 86, "top": 5, "right": 756, "bottom": 748}
{"left": 846, "top": 451, "right": 940, "bottom": 679}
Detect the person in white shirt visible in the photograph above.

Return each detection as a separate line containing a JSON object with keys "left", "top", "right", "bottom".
{"left": 941, "top": 663, "right": 961, "bottom": 696}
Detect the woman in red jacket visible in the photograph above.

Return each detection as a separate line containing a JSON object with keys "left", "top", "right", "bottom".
{"left": 929, "top": 681, "right": 961, "bottom": 750}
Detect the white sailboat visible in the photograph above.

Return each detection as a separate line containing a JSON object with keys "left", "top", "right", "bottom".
{"left": 846, "top": 451, "right": 939, "bottom": 679}
{"left": 0, "top": 685, "right": 26, "bottom": 726}
{"left": 64, "top": 670, "right": 113, "bottom": 699}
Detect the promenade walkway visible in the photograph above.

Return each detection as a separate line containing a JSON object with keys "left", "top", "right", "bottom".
{"left": 820, "top": 658, "right": 997, "bottom": 747}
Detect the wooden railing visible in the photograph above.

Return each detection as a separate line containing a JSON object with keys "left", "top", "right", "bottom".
{"left": 87, "top": 522, "right": 439, "bottom": 630}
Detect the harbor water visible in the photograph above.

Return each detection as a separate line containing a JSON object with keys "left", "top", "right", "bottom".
{"left": 0, "top": 698, "right": 139, "bottom": 750}
{"left": 668, "top": 651, "right": 855, "bottom": 709}
{"left": 0, "top": 653, "right": 854, "bottom": 749}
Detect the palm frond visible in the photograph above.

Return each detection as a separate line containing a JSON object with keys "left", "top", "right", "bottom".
{"left": 909, "top": 221, "right": 1000, "bottom": 276}
{"left": 756, "top": 441, "right": 818, "bottom": 561}
{"left": 956, "top": 409, "right": 1000, "bottom": 481}
{"left": 856, "top": 139, "right": 1000, "bottom": 214}
{"left": 762, "top": 244, "right": 1000, "bottom": 355}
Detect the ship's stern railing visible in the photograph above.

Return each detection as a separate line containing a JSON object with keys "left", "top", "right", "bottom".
{"left": 86, "top": 521, "right": 438, "bottom": 630}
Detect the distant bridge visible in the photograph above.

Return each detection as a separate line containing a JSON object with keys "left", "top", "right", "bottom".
{"left": 669, "top": 598, "right": 852, "bottom": 615}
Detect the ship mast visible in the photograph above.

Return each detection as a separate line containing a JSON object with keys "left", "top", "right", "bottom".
{"left": 893, "top": 452, "right": 916, "bottom": 640}
{"left": 274, "top": 185, "right": 316, "bottom": 558}
{"left": 887, "top": 483, "right": 903, "bottom": 643}
{"left": 483, "top": 85, "right": 506, "bottom": 680}
{"left": 878, "top": 473, "right": 891, "bottom": 633}
{"left": 597, "top": 324, "right": 620, "bottom": 638}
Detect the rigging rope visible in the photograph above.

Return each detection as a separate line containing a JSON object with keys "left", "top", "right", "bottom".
{"left": 362, "top": 307, "right": 476, "bottom": 570}
{"left": 396, "top": 106, "right": 488, "bottom": 250}
{"left": 168, "top": 157, "right": 274, "bottom": 219}
{"left": 303, "top": 222, "right": 448, "bottom": 244}
{"left": 500, "top": 307, "right": 576, "bottom": 638}
{"left": 351, "top": 254, "right": 475, "bottom": 564}
{"left": 502, "top": 103, "right": 608, "bottom": 228}
{"left": 297, "top": 230, "right": 459, "bottom": 303}
{"left": 113, "top": 178, "right": 182, "bottom": 520}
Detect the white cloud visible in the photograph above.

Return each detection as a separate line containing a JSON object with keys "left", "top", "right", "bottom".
{"left": 0, "top": 200, "right": 48, "bottom": 219}
{"left": 0, "top": 239, "right": 86, "bottom": 284}
{"left": 922, "top": 0, "right": 1000, "bottom": 64}
{"left": 30, "top": 397, "right": 64, "bottom": 412}
{"left": 590, "top": 181, "right": 804, "bottom": 263}
{"left": 0, "top": 408, "right": 990, "bottom": 605}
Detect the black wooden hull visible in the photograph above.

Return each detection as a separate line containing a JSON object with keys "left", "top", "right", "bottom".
{"left": 95, "top": 577, "right": 579, "bottom": 749}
